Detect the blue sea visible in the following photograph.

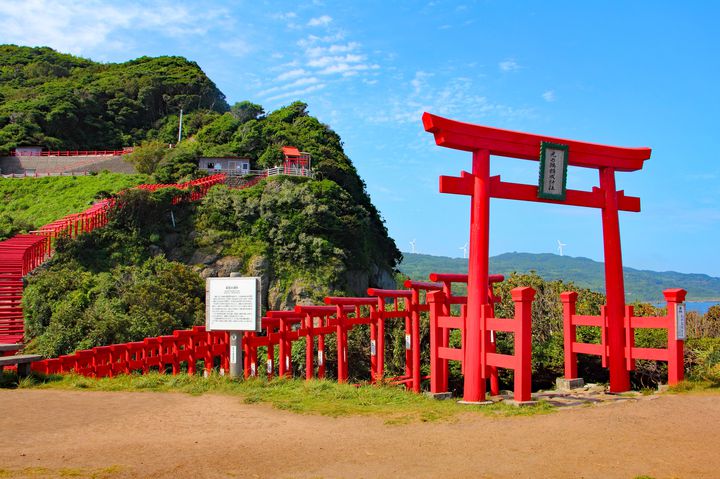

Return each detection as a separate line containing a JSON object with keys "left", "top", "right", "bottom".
{"left": 651, "top": 301, "right": 720, "bottom": 314}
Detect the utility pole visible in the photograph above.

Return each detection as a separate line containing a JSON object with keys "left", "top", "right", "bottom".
{"left": 177, "top": 108, "right": 183, "bottom": 143}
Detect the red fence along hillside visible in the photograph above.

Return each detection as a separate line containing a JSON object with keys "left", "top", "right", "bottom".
{"left": 0, "top": 235, "right": 50, "bottom": 343}
{"left": 0, "top": 174, "right": 226, "bottom": 345}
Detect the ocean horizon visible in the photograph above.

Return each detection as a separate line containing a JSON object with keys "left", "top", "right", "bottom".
{"left": 652, "top": 301, "right": 720, "bottom": 315}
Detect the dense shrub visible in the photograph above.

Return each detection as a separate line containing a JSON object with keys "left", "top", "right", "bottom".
{"left": 22, "top": 187, "right": 203, "bottom": 357}
{"left": 23, "top": 256, "right": 204, "bottom": 358}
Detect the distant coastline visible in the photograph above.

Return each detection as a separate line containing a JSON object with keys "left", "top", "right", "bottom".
{"left": 398, "top": 252, "right": 720, "bottom": 303}
{"left": 654, "top": 301, "right": 719, "bottom": 315}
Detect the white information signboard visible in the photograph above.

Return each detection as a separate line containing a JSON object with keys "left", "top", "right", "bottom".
{"left": 206, "top": 276, "right": 261, "bottom": 331}
{"left": 675, "top": 303, "right": 686, "bottom": 340}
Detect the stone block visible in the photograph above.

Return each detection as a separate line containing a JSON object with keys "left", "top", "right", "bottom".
{"left": 556, "top": 377, "right": 585, "bottom": 391}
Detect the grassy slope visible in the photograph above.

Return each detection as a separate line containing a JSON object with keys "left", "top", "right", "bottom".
{"left": 399, "top": 252, "right": 720, "bottom": 302}
{"left": 0, "top": 172, "right": 148, "bottom": 233}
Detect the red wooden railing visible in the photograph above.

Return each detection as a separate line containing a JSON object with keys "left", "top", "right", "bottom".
{"left": 28, "top": 274, "right": 689, "bottom": 398}
{"left": 0, "top": 174, "right": 227, "bottom": 344}
{"left": 11, "top": 150, "right": 131, "bottom": 157}
{"left": 560, "top": 289, "right": 687, "bottom": 385}
{"left": 0, "top": 235, "right": 51, "bottom": 343}
{"left": 31, "top": 275, "right": 531, "bottom": 399}
{"left": 32, "top": 326, "right": 229, "bottom": 377}
{"left": 427, "top": 280, "right": 535, "bottom": 403}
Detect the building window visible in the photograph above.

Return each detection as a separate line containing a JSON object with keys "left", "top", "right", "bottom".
{"left": 242, "top": 163, "right": 249, "bottom": 170}
{"left": 207, "top": 162, "right": 214, "bottom": 169}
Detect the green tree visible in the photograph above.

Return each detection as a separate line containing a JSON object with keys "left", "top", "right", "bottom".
{"left": 154, "top": 141, "right": 201, "bottom": 183}
{"left": 125, "top": 140, "right": 168, "bottom": 175}
{"left": 230, "top": 101, "right": 264, "bottom": 123}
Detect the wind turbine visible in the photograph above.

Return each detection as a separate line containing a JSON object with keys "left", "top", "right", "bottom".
{"left": 557, "top": 240, "right": 567, "bottom": 256}
{"left": 409, "top": 239, "right": 417, "bottom": 254}
{"left": 459, "top": 242, "right": 469, "bottom": 259}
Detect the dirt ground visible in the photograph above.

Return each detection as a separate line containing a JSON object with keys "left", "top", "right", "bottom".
{"left": 2, "top": 389, "right": 720, "bottom": 479}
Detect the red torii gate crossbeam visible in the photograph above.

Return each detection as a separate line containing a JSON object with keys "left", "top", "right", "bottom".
{"left": 423, "top": 112, "right": 651, "bottom": 400}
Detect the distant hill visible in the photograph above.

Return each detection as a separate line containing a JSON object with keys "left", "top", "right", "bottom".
{"left": 398, "top": 252, "right": 720, "bottom": 302}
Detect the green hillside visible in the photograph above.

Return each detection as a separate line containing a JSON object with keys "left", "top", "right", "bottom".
{"left": 0, "top": 45, "right": 228, "bottom": 153}
{"left": 0, "top": 47, "right": 401, "bottom": 358}
{"left": 399, "top": 252, "right": 720, "bottom": 302}
{"left": 0, "top": 172, "right": 148, "bottom": 240}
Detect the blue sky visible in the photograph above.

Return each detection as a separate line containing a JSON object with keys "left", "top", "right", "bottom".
{"left": 2, "top": 1, "right": 719, "bottom": 277}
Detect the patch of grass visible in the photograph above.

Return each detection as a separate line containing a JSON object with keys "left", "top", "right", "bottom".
{"left": 668, "top": 380, "right": 718, "bottom": 393}
{"left": 0, "top": 466, "right": 121, "bottom": 478}
{"left": 0, "top": 173, "right": 148, "bottom": 239}
{"left": 14, "top": 372, "right": 556, "bottom": 422}
{"left": 480, "top": 400, "right": 555, "bottom": 417}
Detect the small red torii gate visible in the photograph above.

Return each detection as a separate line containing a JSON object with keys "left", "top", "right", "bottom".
{"left": 423, "top": 112, "right": 652, "bottom": 400}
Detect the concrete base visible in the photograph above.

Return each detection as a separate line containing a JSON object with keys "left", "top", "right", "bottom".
{"left": 424, "top": 391, "right": 453, "bottom": 400}
{"left": 504, "top": 399, "right": 539, "bottom": 407}
{"left": 556, "top": 377, "right": 585, "bottom": 391}
{"left": 457, "top": 400, "right": 494, "bottom": 406}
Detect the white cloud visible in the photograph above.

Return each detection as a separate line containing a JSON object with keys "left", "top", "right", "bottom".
{"left": 308, "top": 54, "right": 364, "bottom": 68}
{"left": 410, "top": 71, "right": 433, "bottom": 95}
{"left": 258, "top": 77, "right": 321, "bottom": 96}
{"left": 262, "top": 27, "right": 377, "bottom": 103}
{"left": 276, "top": 68, "right": 308, "bottom": 81}
{"left": 297, "top": 32, "right": 345, "bottom": 48}
{"left": 306, "top": 42, "right": 359, "bottom": 58}
{"left": 542, "top": 90, "right": 556, "bottom": 102}
{"left": 270, "top": 11, "right": 300, "bottom": 29}
{"left": 271, "top": 12, "right": 297, "bottom": 20}
{"left": 499, "top": 59, "right": 520, "bottom": 72}
{"left": 307, "top": 15, "right": 332, "bottom": 27}
{"left": 318, "top": 63, "right": 378, "bottom": 76}
{"left": 367, "top": 75, "right": 534, "bottom": 125}
{"left": 218, "top": 39, "right": 252, "bottom": 57}
{"left": 266, "top": 84, "right": 326, "bottom": 102}
{"left": 0, "top": 0, "right": 229, "bottom": 56}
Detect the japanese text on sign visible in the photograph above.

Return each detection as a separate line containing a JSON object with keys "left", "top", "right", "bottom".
{"left": 538, "top": 141, "right": 569, "bottom": 200}
{"left": 206, "top": 276, "right": 261, "bottom": 331}
{"left": 675, "top": 303, "right": 686, "bottom": 340}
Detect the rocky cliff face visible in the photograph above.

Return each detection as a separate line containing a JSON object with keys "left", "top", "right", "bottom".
{"left": 194, "top": 250, "right": 395, "bottom": 311}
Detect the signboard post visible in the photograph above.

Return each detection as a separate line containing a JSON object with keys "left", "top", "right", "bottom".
{"left": 206, "top": 274, "right": 261, "bottom": 378}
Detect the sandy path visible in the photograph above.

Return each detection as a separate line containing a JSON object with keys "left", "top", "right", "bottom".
{"left": 2, "top": 389, "right": 719, "bottom": 478}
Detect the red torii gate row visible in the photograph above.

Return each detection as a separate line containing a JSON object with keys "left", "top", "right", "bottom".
{"left": 241, "top": 275, "right": 501, "bottom": 391}
{"left": 0, "top": 174, "right": 227, "bottom": 347}
{"left": 29, "top": 276, "right": 687, "bottom": 403}
{"left": 32, "top": 273, "right": 527, "bottom": 394}
{"left": 0, "top": 235, "right": 50, "bottom": 343}
{"left": 423, "top": 112, "right": 662, "bottom": 398}
{"left": 238, "top": 275, "right": 543, "bottom": 402}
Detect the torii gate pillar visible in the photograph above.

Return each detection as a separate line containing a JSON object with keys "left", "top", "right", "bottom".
{"left": 424, "top": 112, "right": 651, "bottom": 397}
{"left": 464, "top": 149, "right": 491, "bottom": 401}
{"left": 600, "top": 167, "right": 631, "bottom": 391}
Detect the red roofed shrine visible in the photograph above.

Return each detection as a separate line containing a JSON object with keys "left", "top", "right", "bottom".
{"left": 282, "top": 146, "right": 311, "bottom": 171}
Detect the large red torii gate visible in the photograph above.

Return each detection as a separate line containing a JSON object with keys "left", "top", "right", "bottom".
{"left": 423, "top": 112, "right": 652, "bottom": 400}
